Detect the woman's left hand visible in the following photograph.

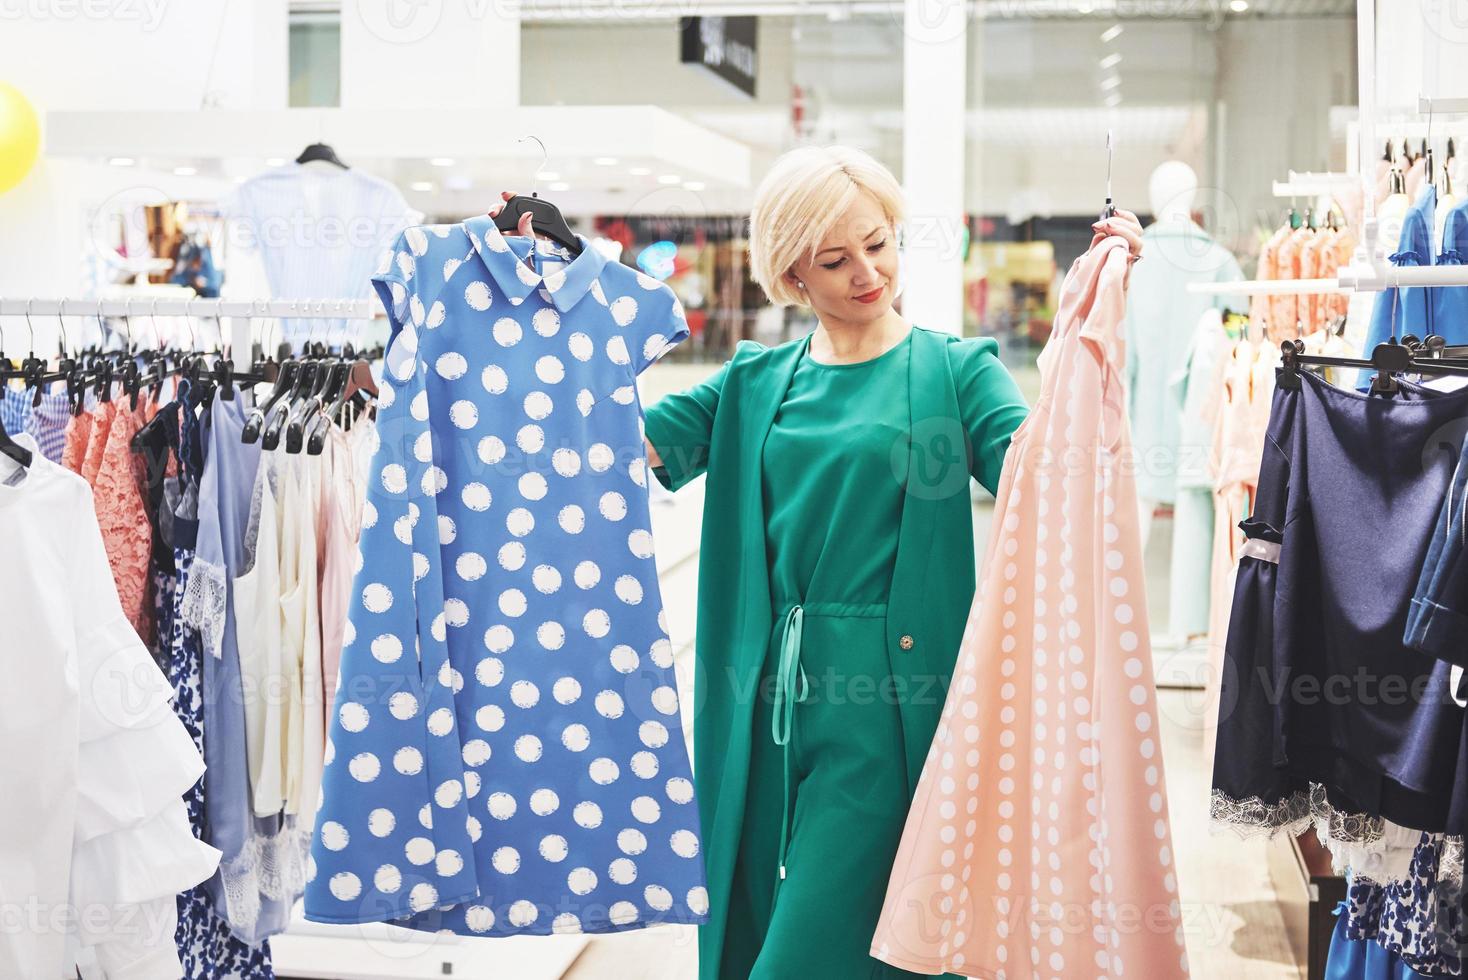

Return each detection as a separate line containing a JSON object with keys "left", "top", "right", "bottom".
{"left": 1093, "top": 207, "right": 1144, "bottom": 287}
{"left": 1092, "top": 208, "right": 1144, "bottom": 259}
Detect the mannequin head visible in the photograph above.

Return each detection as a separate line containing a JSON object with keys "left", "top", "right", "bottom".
{"left": 1149, "top": 161, "right": 1199, "bottom": 225}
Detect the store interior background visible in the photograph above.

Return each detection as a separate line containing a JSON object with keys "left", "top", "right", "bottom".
{"left": 1, "top": 0, "right": 1365, "bottom": 362}
{"left": 3, "top": 1, "right": 1467, "bottom": 977}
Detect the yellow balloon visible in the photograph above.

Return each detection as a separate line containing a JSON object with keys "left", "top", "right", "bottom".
{"left": 0, "top": 83, "right": 40, "bottom": 195}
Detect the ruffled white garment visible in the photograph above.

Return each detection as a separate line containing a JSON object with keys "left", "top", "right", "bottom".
{"left": 0, "top": 434, "right": 219, "bottom": 979}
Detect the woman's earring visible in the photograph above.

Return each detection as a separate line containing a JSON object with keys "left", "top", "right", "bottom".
{"left": 797, "top": 281, "right": 805, "bottom": 289}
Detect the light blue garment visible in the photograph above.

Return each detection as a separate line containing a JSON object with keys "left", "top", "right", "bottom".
{"left": 305, "top": 217, "right": 708, "bottom": 936}
{"left": 1359, "top": 185, "right": 1437, "bottom": 388}
{"left": 1326, "top": 901, "right": 1436, "bottom": 980}
{"left": 1, "top": 385, "right": 69, "bottom": 463}
{"left": 1431, "top": 196, "right": 1468, "bottom": 334}
{"left": 1164, "top": 309, "right": 1232, "bottom": 638}
{"left": 1124, "top": 221, "right": 1244, "bottom": 504}
{"left": 230, "top": 163, "right": 416, "bottom": 346}
{"left": 183, "top": 395, "right": 301, "bottom": 943}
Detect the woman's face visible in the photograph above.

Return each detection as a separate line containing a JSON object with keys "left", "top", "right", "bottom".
{"left": 785, "top": 192, "right": 898, "bottom": 325}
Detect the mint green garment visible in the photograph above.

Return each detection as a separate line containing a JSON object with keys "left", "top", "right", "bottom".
{"left": 1124, "top": 221, "right": 1243, "bottom": 504}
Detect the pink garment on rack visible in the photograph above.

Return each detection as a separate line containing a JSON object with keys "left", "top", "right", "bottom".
{"left": 61, "top": 410, "right": 92, "bottom": 475}
{"left": 870, "top": 235, "right": 1189, "bottom": 980}
{"left": 93, "top": 400, "right": 154, "bottom": 643}
{"left": 1252, "top": 225, "right": 1286, "bottom": 336}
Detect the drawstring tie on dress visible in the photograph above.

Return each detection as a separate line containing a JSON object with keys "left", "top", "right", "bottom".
{"left": 771, "top": 603, "right": 808, "bottom": 883}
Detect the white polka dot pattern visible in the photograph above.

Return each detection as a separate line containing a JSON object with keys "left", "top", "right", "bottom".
{"left": 869, "top": 238, "right": 1188, "bottom": 979}
{"left": 307, "top": 216, "right": 703, "bottom": 938}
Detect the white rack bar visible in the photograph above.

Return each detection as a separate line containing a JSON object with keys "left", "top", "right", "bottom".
{"left": 1272, "top": 171, "right": 1356, "bottom": 199}
{"left": 1187, "top": 278, "right": 1348, "bottom": 296}
{"left": 1337, "top": 264, "right": 1468, "bottom": 290}
{"left": 1420, "top": 96, "right": 1468, "bottom": 116}
{"left": 0, "top": 298, "right": 377, "bottom": 318}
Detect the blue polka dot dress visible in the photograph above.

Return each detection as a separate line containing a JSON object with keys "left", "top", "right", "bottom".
{"left": 304, "top": 216, "right": 709, "bottom": 937}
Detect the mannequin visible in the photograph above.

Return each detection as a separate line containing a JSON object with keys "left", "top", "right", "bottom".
{"left": 1149, "top": 160, "right": 1199, "bottom": 227}
{"left": 1124, "top": 159, "right": 1243, "bottom": 645}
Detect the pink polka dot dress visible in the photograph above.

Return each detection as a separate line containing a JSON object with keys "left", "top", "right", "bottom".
{"left": 870, "top": 235, "right": 1190, "bottom": 980}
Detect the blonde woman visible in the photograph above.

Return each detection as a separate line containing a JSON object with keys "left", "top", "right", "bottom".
{"left": 490, "top": 147, "right": 1142, "bottom": 978}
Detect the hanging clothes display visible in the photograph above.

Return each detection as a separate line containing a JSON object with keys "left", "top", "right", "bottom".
{"left": 1210, "top": 344, "right": 1468, "bottom": 978}
{"left": 305, "top": 217, "right": 706, "bottom": 936}
{"left": 1, "top": 315, "right": 385, "bottom": 978}
{"left": 0, "top": 431, "right": 220, "bottom": 979}
{"left": 871, "top": 234, "right": 1189, "bottom": 979}
{"left": 1211, "top": 368, "right": 1468, "bottom": 841}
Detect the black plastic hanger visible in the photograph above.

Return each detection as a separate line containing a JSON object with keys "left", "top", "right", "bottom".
{"left": 296, "top": 143, "right": 348, "bottom": 169}
{"left": 0, "top": 412, "right": 30, "bottom": 470}
{"left": 493, "top": 194, "right": 582, "bottom": 256}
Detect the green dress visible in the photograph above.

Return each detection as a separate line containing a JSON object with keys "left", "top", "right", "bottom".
{"left": 646, "top": 325, "right": 1028, "bottom": 980}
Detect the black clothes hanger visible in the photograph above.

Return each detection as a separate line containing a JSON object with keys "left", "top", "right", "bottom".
{"left": 1278, "top": 338, "right": 1468, "bottom": 395}
{"left": 493, "top": 194, "right": 582, "bottom": 256}
{"left": 296, "top": 142, "right": 348, "bottom": 169}
{"left": 0, "top": 399, "right": 31, "bottom": 470}
{"left": 242, "top": 360, "right": 298, "bottom": 443}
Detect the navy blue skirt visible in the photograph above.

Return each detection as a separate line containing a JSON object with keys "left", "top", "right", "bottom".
{"left": 1212, "top": 368, "right": 1467, "bottom": 834}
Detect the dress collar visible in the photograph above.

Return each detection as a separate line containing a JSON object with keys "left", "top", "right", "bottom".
{"left": 462, "top": 213, "right": 609, "bottom": 314}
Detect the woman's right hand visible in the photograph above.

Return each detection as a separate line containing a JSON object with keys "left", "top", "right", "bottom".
{"left": 488, "top": 191, "right": 535, "bottom": 238}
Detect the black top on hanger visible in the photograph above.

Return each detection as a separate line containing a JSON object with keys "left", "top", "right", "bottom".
{"left": 296, "top": 143, "right": 348, "bottom": 169}
{"left": 493, "top": 194, "right": 582, "bottom": 256}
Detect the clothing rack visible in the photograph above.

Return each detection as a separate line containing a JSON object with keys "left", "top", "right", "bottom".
{"left": 0, "top": 297, "right": 381, "bottom": 364}
{"left": 1190, "top": 262, "right": 1468, "bottom": 296}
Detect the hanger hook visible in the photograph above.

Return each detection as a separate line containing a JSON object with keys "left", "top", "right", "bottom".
{"left": 183, "top": 297, "right": 199, "bottom": 352}
{"left": 24, "top": 298, "right": 36, "bottom": 356}
{"left": 55, "top": 299, "right": 69, "bottom": 356}
{"left": 519, "top": 135, "right": 549, "bottom": 198}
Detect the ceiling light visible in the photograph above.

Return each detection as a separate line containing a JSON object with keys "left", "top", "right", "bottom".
{"left": 1075, "top": 1, "right": 1094, "bottom": 13}
{"left": 1101, "top": 24, "right": 1123, "bottom": 42}
{"left": 1099, "top": 52, "right": 1122, "bottom": 70}
{"left": 657, "top": 174, "right": 681, "bottom": 185}
{"left": 683, "top": 181, "right": 706, "bottom": 191}
{"left": 173, "top": 166, "right": 197, "bottom": 176}
{"left": 1105, "top": 93, "right": 1123, "bottom": 108}
{"left": 1229, "top": 0, "right": 1249, "bottom": 10}
{"left": 548, "top": 181, "right": 571, "bottom": 192}
{"left": 109, "top": 157, "right": 135, "bottom": 167}
{"left": 594, "top": 157, "right": 619, "bottom": 166}
{"left": 410, "top": 181, "right": 435, "bottom": 192}
{"left": 629, "top": 166, "right": 652, "bottom": 176}
{"left": 1100, "top": 74, "right": 1121, "bottom": 90}
{"left": 430, "top": 157, "right": 456, "bottom": 167}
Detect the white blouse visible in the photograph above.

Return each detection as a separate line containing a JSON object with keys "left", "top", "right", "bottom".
{"left": 0, "top": 433, "right": 219, "bottom": 978}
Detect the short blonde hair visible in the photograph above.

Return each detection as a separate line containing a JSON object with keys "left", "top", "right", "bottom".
{"left": 748, "top": 145, "right": 905, "bottom": 308}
